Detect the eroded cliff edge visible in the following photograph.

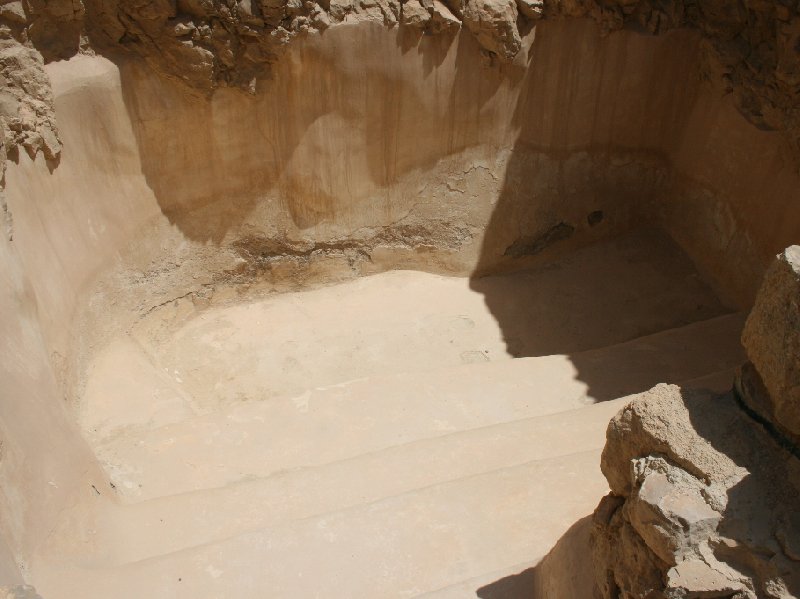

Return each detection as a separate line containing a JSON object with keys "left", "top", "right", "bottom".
{"left": 592, "top": 247, "right": 800, "bottom": 599}
{"left": 30, "top": 0, "right": 800, "bottom": 146}
{"left": 1, "top": 1, "right": 800, "bottom": 164}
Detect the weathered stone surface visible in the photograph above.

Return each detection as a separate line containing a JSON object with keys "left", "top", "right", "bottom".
{"left": 515, "top": 0, "right": 542, "bottom": 20}
{"left": 592, "top": 493, "right": 669, "bottom": 599}
{"left": 401, "top": 0, "right": 460, "bottom": 33}
{"left": 593, "top": 384, "right": 800, "bottom": 599}
{"left": 581, "top": 248, "right": 800, "bottom": 598}
{"left": 401, "top": 0, "right": 431, "bottom": 28}
{"left": 23, "top": 0, "right": 85, "bottom": 61}
{"left": 0, "top": 0, "right": 795, "bottom": 165}
{"left": 462, "top": 0, "right": 520, "bottom": 60}
{"left": 628, "top": 457, "right": 721, "bottom": 566}
{"left": 600, "top": 384, "right": 743, "bottom": 499}
{"left": 741, "top": 246, "right": 800, "bottom": 441}
{"left": 0, "top": 3, "right": 26, "bottom": 25}
{"left": 0, "top": 37, "right": 60, "bottom": 162}
{"left": 665, "top": 559, "right": 750, "bottom": 598}
{"left": 429, "top": 0, "right": 460, "bottom": 32}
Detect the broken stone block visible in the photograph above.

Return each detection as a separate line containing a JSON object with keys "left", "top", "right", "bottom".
{"left": 628, "top": 457, "right": 721, "bottom": 565}
{"left": 741, "top": 246, "right": 800, "bottom": 441}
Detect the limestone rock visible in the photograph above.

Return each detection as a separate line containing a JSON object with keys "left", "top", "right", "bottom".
{"left": 600, "top": 384, "right": 743, "bottom": 499}
{"left": 23, "top": 0, "right": 85, "bottom": 61}
{"left": 402, "top": 0, "right": 459, "bottom": 32}
{"left": 401, "top": 0, "right": 430, "bottom": 28}
{"left": 741, "top": 246, "right": 800, "bottom": 441}
{"left": 430, "top": 0, "right": 460, "bottom": 32}
{"left": 665, "top": 559, "right": 751, "bottom": 598}
{"left": 628, "top": 457, "right": 721, "bottom": 565}
{"left": 515, "top": 0, "right": 542, "bottom": 20}
{"left": 591, "top": 494, "right": 669, "bottom": 599}
{"left": 0, "top": 2, "right": 26, "bottom": 25}
{"left": 0, "top": 37, "right": 61, "bottom": 161}
{"left": 593, "top": 384, "right": 800, "bottom": 599}
{"left": 462, "top": 0, "right": 521, "bottom": 60}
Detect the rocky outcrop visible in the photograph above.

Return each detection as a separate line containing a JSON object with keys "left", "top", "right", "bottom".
{"left": 0, "top": 24, "right": 61, "bottom": 240}
{"left": 739, "top": 246, "right": 800, "bottom": 447}
{"left": 71, "top": 0, "right": 800, "bottom": 146}
{"left": 461, "top": 0, "right": 520, "bottom": 60}
{"left": 593, "top": 384, "right": 800, "bottom": 598}
{"left": 0, "top": 0, "right": 798, "bottom": 146}
{"left": 592, "top": 249, "right": 800, "bottom": 598}
{"left": 401, "top": 0, "right": 460, "bottom": 34}
{"left": 0, "top": 37, "right": 60, "bottom": 163}
{"left": 81, "top": 0, "right": 348, "bottom": 92}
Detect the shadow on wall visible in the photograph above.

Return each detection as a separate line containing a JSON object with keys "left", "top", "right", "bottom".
{"left": 468, "top": 18, "right": 704, "bottom": 274}
{"left": 114, "top": 24, "right": 519, "bottom": 244}
{"left": 466, "top": 19, "right": 744, "bottom": 401}
{"left": 470, "top": 227, "right": 737, "bottom": 402}
{"left": 476, "top": 516, "right": 595, "bottom": 598}
{"left": 113, "top": 17, "right": 739, "bottom": 402}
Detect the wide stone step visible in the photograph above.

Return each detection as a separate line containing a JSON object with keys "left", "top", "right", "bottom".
{"left": 33, "top": 449, "right": 611, "bottom": 599}
{"left": 95, "top": 313, "right": 744, "bottom": 502}
{"left": 54, "top": 397, "right": 630, "bottom": 567}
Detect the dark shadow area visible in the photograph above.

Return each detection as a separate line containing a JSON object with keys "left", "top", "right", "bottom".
{"left": 470, "top": 227, "right": 740, "bottom": 401}
{"left": 114, "top": 24, "right": 517, "bottom": 244}
{"left": 681, "top": 388, "right": 800, "bottom": 598}
{"left": 478, "top": 389, "right": 800, "bottom": 599}
{"left": 466, "top": 19, "right": 733, "bottom": 401}
{"left": 477, "top": 567, "right": 536, "bottom": 599}
{"left": 116, "top": 56, "right": 302, "bottom": 243}
{"left": 648, "top": 389, "right": 800, "bottom": 597}
{"left": 477, "top": 516, "right": 595, "bottom": 598}
{"left": 469, "top": 228, "right": 729, "bottom": 357}
{"left": 396, "top": 22, "right": 459, "bottom": 75}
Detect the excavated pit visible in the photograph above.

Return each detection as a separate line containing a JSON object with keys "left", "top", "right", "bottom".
{"left": 1, "top": 15, "right": 799, "bottom": 599}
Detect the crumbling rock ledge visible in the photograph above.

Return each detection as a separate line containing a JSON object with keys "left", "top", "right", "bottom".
{"left": 72, "top": 0, "right": 800, "bottom": 158}
{"left": 592, "top": 248, "right": 800, "bottom": 599}
{"left": 0, "top": 0, "right": 798, "bottom": 236}
{"left": 2, "top": 0, "right": 800, "bottom": 136}
{"left": 0, "top": 32, "right": 61, "bottom": 241}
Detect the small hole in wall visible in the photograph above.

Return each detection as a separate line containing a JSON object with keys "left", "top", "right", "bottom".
{"left": 587, "top": 210, "right": 604, "bottom": 226}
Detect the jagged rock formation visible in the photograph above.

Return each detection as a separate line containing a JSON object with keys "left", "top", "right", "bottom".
{"left": 73, "top": 0, "right": 800, "bottom": 156}
{"left": 0, "top": 0, "right": 797, "bottom": 239}
{"left": 0, "top": 38, "right": 58, "bottom": 240}
{"left": 592, "top": 248, "right": 800, "bottom": 599}
{"left": 0, "top": 0, "right": 799, "bottom": 124}
{"left": 0, "top": 0, "right": 796, "bottom": 243}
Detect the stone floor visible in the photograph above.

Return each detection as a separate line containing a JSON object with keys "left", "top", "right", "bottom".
{"left": 33, "top": 232, "right": 745, "bottom": 598}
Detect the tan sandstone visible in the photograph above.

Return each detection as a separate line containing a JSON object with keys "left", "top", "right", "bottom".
{"left": 740, "top": 246, "right": 800, "bottom": 443}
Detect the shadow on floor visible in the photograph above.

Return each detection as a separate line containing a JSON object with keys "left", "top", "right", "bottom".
{"left": 469, "top": 227, "right": 741, "bottom": 401}
{"left": 682, "top": 388, "right": 800, "bottom": 598}
{"left": 469, "top": 228, "right": 727, "bottom": 359}
{"left": 477, "top": 516, "right": 595, "bottom": 599}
